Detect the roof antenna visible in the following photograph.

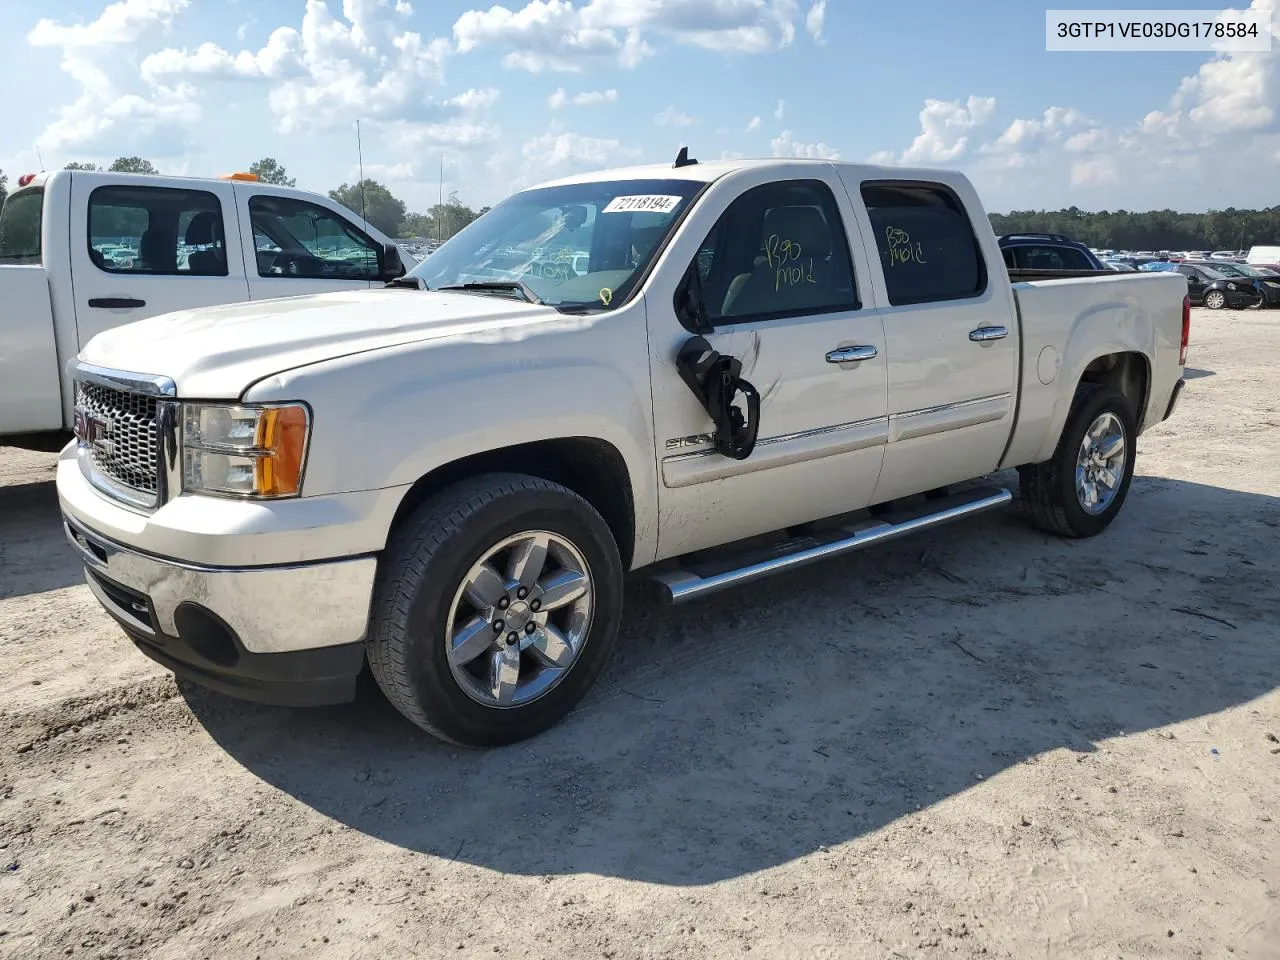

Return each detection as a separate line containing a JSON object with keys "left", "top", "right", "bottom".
{"left": 35, "top": 146, "right": 45, "bottom": 172}
{"left": 356, "top": 119, "right": 369, "bottom": 229}
{"left": 673, "top": 145, "right": 698, "bottom": 168}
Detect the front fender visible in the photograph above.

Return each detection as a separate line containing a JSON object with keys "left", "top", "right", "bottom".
{"left": 243, "top": 304, "right": 660, "bottom": 565}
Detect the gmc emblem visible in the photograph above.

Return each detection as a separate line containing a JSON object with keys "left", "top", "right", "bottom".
{"left": 74, "top": 409, "right": 116, "bottom": 457}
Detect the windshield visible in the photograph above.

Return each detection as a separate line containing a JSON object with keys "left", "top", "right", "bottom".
{"left": 0, "top": 188, "right": 44, "bottom": 265}
{"left": 406, "top": 178, "right": 704, "bottom": 310}
{"left": 1199, "top": 266, "right": 1230, "bottom": 281}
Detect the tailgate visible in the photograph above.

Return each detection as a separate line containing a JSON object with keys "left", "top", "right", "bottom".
{"left": 0, "top": 265, "right": 62, "bottom": 434}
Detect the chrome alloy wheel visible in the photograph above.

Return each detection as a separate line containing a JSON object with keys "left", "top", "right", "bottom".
{"left": 445, "top": 531, "right": 594, "bottom": 708}
{"left": 1075, "top": 411, "right": 1127, "bottom": 515}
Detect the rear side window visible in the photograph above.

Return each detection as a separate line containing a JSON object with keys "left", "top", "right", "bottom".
{"left": 861, "top": 181, "right": 986, "bottom": 305}
{"left": 1012, "top": 245, "right": 1093, "bottom": 271}
{"left": 0, "top": 188, "right": 44, "bottom": 265}
{"left": 88, "top": 186, "right": 227, "bottom": 276}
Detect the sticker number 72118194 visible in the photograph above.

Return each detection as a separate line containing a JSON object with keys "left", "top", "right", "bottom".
{"left": 602, "top": 195, "right": 684, "bottom": 214}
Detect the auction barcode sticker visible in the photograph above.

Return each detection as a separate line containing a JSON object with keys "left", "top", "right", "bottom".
{"left": 1046, "top": 9, "right": 1272, "bottom": 51}
{"left": 603, "top": 195, "right": 684, "bottom": 214}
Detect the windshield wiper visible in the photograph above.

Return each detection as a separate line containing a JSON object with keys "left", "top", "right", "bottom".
{"left": 385, "top": 276, "right": 427, "bottom": 290}
{"left": 435, "top": 281, "right": 543, "bottom": 305}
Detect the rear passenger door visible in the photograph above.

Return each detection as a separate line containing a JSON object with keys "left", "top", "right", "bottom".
{"left": 838, "top": 177, "right": 1019, "bottom": 503}
{"left": 69, "top": 179, "right": 250, "bottom": 349}
{"left": 234, "top": 190, "right": 388, "bottom": 299}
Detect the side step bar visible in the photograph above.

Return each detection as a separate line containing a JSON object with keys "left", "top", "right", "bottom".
{"left": 648, "top": 486, "right": 1013, "bottom": 605}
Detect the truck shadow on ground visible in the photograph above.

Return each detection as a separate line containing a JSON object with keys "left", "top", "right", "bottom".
{"left": 184, "top": 474, "right": 1280, "bottom": 886}
{"left": 0, "top": 479, "right": 84, "bottom": 601}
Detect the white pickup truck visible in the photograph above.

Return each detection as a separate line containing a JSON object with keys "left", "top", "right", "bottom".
{"left": 55, "top": 156, "right": 1190, "bottom": 747}
{"left": 0, "top": 169, "right": 407, "bottom": 449}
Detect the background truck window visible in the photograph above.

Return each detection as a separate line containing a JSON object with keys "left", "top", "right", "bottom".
{"left": 88, "top": 186, "right": 227, "bottom": 276}
{"left": 0, "top": 188, "right": 44, "bottom": 265}
{"left": 861, "top": 181, "right": 987, "bottom": 306}
{"left": 248, "top": 196, "right": 380, "bottom": 281}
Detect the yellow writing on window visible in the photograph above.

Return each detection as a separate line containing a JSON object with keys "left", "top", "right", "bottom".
{"left": 765, "top": 234, "right": 817, "bottom": 291}
{"left": 599, "top": 287, "right": 613, "bottom": 306}
{"left": 885, "top": 226, "right": 927, "bottom": 267}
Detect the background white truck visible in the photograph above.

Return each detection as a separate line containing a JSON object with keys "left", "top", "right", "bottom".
{"left": 55, "top": 156, "right": 1190, "bottom": 747}
{"left": 0, "top": 169, "right": 407, "bottom": 449}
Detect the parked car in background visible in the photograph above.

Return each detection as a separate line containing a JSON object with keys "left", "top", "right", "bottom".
{"left": 1102, "top": 260, "right": 1137, "bottom": 272}
{"left": 1173, "top": 262, "right": 1262, "bottom": 309}
{"left": 0, "top": 168, "right": 407, "bottom": 449}
{"left": 1246, "top": 245, "right": 1280, "bottom": 271}
{"left": 1185, "top": 260, "right": 1280, "bottom": 307}
{"left": 998, "top": 233, "right": 1105, "bottom": 271}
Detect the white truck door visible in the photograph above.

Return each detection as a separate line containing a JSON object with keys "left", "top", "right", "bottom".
{"left": 0, "top": 184, "right": 62, "bottom": 434}
{"left": 648, "top": 169, "right": 889, "bottom": 560}
{"left": 234, "top": 186, "right": 392, "bottom": 299}
{"left": 840, "top": 175, "right": 1020, "bottom": 503}
{"left": 69, "top": 176, "right": 250, "bottom": 350}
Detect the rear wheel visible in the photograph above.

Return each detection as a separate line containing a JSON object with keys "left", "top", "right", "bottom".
{"left": 367, "top": 473, "right": 624, "bottom": 746}
{"left": 1204, "top": 290, "right": 1226, "bottom": 309}
{"left": 1018, "top": 384, "right": 1137, "bottom": 538}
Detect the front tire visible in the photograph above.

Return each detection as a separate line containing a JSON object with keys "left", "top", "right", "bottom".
{"left": 367, "top": 473, "right": 624, "bottom": 747}
{"left": 1204, "top": 290, "right": 1226, "bottom": 309}
{"left": 1018, "top": 384, "right": 1137, "bottom": 538}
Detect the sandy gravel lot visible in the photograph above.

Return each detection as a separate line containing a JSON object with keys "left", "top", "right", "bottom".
{"left": 1, "top": 307, "right": 1278, "bottom": 960}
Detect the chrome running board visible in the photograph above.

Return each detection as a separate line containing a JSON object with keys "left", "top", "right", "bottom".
{"left": 648, "top": 485, "right": 1013, "bottom": 605}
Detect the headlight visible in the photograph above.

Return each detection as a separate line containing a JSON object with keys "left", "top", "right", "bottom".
{"left": 182, "top": 403, "right": 310, "bottom": 498}
{"left": 1227, "top": 282, "right": 1240, "bottom": 291}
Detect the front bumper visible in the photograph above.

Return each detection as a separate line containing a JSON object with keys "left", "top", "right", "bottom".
{"left": 64, "top": 515, "right": 374, "bottom": 706}
{"left": 1225, "top": 289, "right": 1264, "bottom": 309}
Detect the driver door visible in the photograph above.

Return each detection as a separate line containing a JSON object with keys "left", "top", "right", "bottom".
{"left": 646, "top": 170, "right": 889, "bottom": 560}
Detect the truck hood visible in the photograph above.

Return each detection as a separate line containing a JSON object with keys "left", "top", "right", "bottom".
{"left": 78, "top": 288, "right": 558, "bottom": 398}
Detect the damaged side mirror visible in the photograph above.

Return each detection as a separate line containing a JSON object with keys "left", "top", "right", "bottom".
{"left": 675, "top": 266, "right": 713, "bottom": 335}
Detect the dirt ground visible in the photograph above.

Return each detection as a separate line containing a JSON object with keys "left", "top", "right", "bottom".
{"left": 1, "top": 306, "right": 1278, "bottom": 960}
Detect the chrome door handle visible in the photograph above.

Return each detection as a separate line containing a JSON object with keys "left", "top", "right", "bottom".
{"left": 826, "top": 345, "right": 878, "bottom": 364}
{"left": 969, "top": 325, "right": 1009, "bottom": 342}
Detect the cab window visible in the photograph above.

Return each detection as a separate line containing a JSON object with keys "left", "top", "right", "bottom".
{"left": 0, "top": 188, "right": 44, "bottom": 265}
{"left": 861, "top": 181, "right": 986, "bottom": 305}
{"left": 248, "top": 196, "right": 381, "bottom": 281}
{"left": 87, "top": 186, "right": 227, "bottom": 276}
{"left": 690, "top": 179, "right": 860, "bottom": 324}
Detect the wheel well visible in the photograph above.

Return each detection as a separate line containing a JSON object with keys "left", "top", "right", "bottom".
{"left": 387, "top": 438, "right": 636, "bottom": 568}
{"left": 1080, "top": 352, "right": 1150, "bottom": 425}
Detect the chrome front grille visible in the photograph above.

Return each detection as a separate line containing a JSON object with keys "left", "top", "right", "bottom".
{"left": 75, "top": 381, "right": 161, "bottom": 501}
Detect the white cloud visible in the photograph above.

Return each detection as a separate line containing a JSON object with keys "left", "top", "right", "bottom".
{"left": 521, "top": 130, "right": 640, "bottom": 169}
{"left": 452, "top": 0, "right": 807, "bottom": 72}
{"left": 141, "top": 1, "right": 453, "bottom": 133}
{"left": 771, "top": 130, "right": 840, "bottom": 160}
{"left": 883, "top": 95, "right": 997, "bottom": 165}
{"left": 805, "top": 1, "right": 826, "bottom": 42}
{"left": 774, "top": 98, "right": 786, "bottom": 120}
{"left": 549, "top": 86, "right": 618, "bottom": 108}
{"left": 746, "top": 115, "right": 761, "bottom": 132}
{"left": 28, "top": 0, "right": 188, "bottom": 48}
{"left": 353, "top": 161, "right": 417, "bottom": 181}
{"left": 27, "top": 0, "right": 197, "bottom": 155}
{"left": 655, "top": 105, "right": 697, "bottom": 126}
{"left": 1070, "top": 157, "right": 1121, "bottom": 187}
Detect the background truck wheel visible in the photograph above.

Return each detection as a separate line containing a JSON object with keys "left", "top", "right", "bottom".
{"left": 367, "top": 473, "right": 624, "bottom": 747}
{"left": 1018, "top": 384, "right": 1137, "bottom": 538}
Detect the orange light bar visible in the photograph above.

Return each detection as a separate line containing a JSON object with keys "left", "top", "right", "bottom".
{"left": 220, "top": 172, "right": 260, "bottom": 182}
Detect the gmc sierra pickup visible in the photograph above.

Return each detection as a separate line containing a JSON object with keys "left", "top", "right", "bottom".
{"left": 55, "top": 155, "right": 1190, "bottom": 747}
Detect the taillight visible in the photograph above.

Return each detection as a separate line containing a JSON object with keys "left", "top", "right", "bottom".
{"left": 1179, "top": 294, "right": 1190, "bottom": 366}
{"left": 17, "top": 173, "right": 36, "bottom": 188}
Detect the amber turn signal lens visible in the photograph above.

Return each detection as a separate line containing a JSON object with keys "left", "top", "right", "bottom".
{"left": 253, "top": 405, "right": 309, "bottom": 497}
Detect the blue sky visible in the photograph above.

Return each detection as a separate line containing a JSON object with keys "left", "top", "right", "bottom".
{"left": 2, "top": 0, "right": 1277, "bottom": 215}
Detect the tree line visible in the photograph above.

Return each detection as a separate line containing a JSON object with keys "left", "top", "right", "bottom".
{"left": 989, "top": 206, "right": 1280, "bottom": 252}
{"left": 7, "top": 158, "right": 1276, "bottom": 251}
